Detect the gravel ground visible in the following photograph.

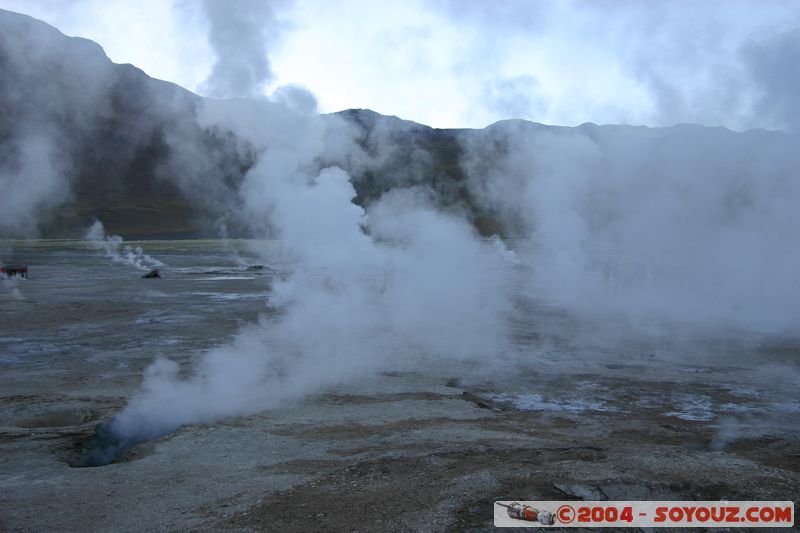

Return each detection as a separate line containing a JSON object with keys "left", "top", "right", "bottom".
{"left": 1, "top": 242, "right": 798, "bottom": 531}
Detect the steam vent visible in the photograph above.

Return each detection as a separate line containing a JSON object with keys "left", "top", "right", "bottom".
{"left": 1, "top": 4, "right": 798, "bottom": 532}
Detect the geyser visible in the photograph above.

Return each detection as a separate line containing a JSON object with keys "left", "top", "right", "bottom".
{"left": 70, "top": 418, "right": 154, "bottom": 468}
{"left": 85, "top": 221, "right": 165, "bottom": 271}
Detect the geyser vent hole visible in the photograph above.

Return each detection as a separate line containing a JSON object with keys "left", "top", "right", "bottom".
{"left": 69, "top": 419, "right": 157, "bottom": 468}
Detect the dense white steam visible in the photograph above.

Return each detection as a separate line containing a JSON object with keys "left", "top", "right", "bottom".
{"left": 84, "top": 221, "right": 164, "bottom": 271}
{"left": 461, "top": 123, "right": 800, "bottom": 334}
{"left": 112, "top": 95, "right": 516, "bottom": 440}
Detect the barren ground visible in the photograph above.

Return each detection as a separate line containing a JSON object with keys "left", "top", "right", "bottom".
{"left": 1, "top": 242, "right": 798, "bottom": 532}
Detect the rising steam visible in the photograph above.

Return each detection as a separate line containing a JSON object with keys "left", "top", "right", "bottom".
{"left": 200, "top": 0, "right": 285, "bottom": 99}
{"left": 110, "top": 99, "right": 517, "bottom": 444}
{"left": 3, "top": 6, "right": 798, "bottom": 462}
{"left": 100, "top": 6, "right": 800, "bottom": 451}
{"left": 84, "top": 221, "right": 164, "bottom": 271}
{"left": 459, "top": 122, "right": 800, "bottom": 335}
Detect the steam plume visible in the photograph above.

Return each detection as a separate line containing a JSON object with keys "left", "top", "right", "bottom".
{"left": 459, "top": 122, "right": 800, "bottom": 335}
{"left": 85, "top": 221, "right": 164, "bottom": 271}
{"left": 200, "top": 0, "right": 287, "bottom": 98}
{"left": 111, "top": 98, "right": 516, "bottom": 443}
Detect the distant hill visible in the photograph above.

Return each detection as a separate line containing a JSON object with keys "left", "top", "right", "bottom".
{"left": 0, "top": 8, "right": 795, "bottom": 239}
{"left": 0, "top": 9, "right": 242, "bottom": 238}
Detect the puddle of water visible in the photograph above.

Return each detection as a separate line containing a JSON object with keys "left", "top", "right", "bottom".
{"left": 663, "top": 394, "right": 714, "bottom": 421}
{"left": 486, "top": 392, "right": 618, "bottom": 413}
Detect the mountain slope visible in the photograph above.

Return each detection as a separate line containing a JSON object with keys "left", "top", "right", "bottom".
{"left": 0, "top": 9, "right": 249, "bottom": 238}
{"left": 0, "top": 8, "right": 796, "bottom": 240}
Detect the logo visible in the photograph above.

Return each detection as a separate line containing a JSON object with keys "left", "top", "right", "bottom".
{"left": 494, "top": 501, "right": 794, "bottom": 528}
{"left": 557, "top": 504, "right": 576, "bottom": 524}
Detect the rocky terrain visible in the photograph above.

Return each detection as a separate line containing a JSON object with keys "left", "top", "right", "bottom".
{"left": 1, "top": 242, "right": 798, "bottom": 531}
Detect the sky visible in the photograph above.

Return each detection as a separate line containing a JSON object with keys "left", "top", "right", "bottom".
{"left": 1, "top": 0, "right": 799, "bottom": 130}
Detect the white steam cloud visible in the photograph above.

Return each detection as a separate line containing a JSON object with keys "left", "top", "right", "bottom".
{"left": 199, "top": 0, "right": 287, "bottom": 98}
{"left": 104, "top": 1, "right": 800, "bottom": 446}
{"left": 0, "top": 133, "right": 70, "bottom": 236}
{"left": 4, "top": 5, "right": 793, "bottom": 453}
{"left": 460, "top": 122, "right": 800, "bottom": 335}
{"left": 112, "top": 91, "right": 516, "bottom": 441}
{"left": 85, "top": 221, "right": 164, "bottom": 271}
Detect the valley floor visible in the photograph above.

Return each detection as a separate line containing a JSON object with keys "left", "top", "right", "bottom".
{"left": 1, "top": 242, "right": 797, "bottom": 532}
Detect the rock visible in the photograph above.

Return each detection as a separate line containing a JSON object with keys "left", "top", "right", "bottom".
{"left": 462, "top": 392, "right": 493, "bottom": 409}
{"left": 461, "top": 391, "right": 512, "bottom": 411}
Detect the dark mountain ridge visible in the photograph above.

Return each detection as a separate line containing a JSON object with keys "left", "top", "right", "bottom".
{"left": 0, "top": 8, "right": 794, "bottom": 239}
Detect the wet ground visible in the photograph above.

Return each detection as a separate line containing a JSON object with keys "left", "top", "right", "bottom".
{"left": 0, "top": 241, "right": 798, "bottom": 531}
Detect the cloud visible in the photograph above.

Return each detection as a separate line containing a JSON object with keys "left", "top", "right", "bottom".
{"left": 482, "top": 75, "right": 546, "bottom": 122}
{"left": 743, "top": 27, "right": 800, "bottom": 133}
{"left": 429, "top": 0, "right": 550, "bottom": 32}
{"left": 4, "top": 0, "right": 800, "bottom": 129}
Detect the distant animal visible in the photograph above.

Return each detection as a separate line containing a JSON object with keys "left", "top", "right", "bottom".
{"left": 0, "top": 265, "right": 28, "bottom": 278}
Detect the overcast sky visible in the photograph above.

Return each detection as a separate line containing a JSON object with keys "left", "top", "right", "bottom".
{"left": 2, "top": 0, "right": 799, "bottom": 130}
